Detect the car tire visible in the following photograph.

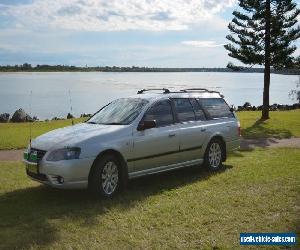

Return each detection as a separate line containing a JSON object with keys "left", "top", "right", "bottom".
{"left": 89, "top": 154, "right": 122, "bottom": 198}
{"left": 204, "top": 138, "right": 223, "bottom": 171}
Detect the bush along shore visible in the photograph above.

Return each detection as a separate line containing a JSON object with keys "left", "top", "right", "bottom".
{"left": 1, "top": 63, "right": 300, "bottom": 75}
{"left": 0, "top": 103, "right": 299, "bottom": 123}
{"left": 0, "top": 108, "right": 91, "bottom": 123}
{"left": 236, "top": 102, "right": 300, "bottom": 111}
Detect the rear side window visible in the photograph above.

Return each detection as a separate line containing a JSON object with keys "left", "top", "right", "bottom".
{"left": 173, "top": 98, "right": 196, "bottom": 122}
{"left": 189, "top": 99, "right": 206, "bottom": 121}
{"left": 144, "top": 100, "right": 174, "bottom": 127}
{"left": 197, "top": 98, "right": 234, "bottom": 119}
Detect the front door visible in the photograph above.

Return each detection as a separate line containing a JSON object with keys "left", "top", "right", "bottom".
{"left": 131, "top": 100, "right": 180, "bottom": 173}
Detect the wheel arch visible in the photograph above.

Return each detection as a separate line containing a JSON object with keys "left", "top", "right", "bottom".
{"left": 206, "top": 134, "right": 227, "bottom": 162}
{"left": 88, "top": 149, "right": 129, "bottom": 187}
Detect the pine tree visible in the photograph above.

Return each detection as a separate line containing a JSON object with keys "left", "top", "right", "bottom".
{"left": 225, "top": 0, "right": 300, "bottom": 120}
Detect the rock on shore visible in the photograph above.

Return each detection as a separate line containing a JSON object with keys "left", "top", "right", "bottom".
{"left": 0, "top": 102, "right": 299, "bottom": 123}
{"left": 237, "top": 102, "right": 300, "bottom": 111}
{"left": 0, "top": 113, "right": 10, "bottom": 123}
{"left": 10, "top": 108, "right": 33, "bottom": 122}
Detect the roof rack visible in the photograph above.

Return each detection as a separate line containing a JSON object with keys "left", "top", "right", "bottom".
{"left": 136, "top": 87, "right": 224, "bottom": 97}
{"left": 180, "top": 88, "right": 209, "bottom": 92}
{"left": 180, "top": 88, "right": 224, "bottom": 97}
{"left": 137, "top": 88, "right": 170, "bottom": 94}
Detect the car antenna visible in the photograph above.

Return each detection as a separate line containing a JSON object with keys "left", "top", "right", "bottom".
{"left": 29, "top": 90, "right": 33, "bottom": 148}
{"left": 68, "top": 90, "right": 74, "bottom": 126}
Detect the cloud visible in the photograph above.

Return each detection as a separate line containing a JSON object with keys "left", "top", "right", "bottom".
{"left": 0, "top": 0, "right": 236, "bottom": 31}
{"left": 182, "top": 40, "right": 225, "bottom": 48}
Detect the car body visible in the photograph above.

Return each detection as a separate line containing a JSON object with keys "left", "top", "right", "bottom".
{"left": 24, "top": 88, "right": 241, "bottom": 197}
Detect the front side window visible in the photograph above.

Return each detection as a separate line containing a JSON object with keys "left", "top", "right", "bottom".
{"left": 197, "top": 98, "right": 234, "bottom": 119}
{"left": 88, "top": 98, "right": 148, "bottom": 125}
{"left": 143, "top": 100, "right": 174, "bottom": 127}
{"left": 173, "top": 98, "right": 196, "bottom": 122}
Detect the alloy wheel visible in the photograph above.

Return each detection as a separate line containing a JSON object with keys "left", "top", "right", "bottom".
{"left": 208, "top": 142, "right": 222, "bottom": 168}
{"left": 101, "top": 161, "right": 119, "bottom": 195}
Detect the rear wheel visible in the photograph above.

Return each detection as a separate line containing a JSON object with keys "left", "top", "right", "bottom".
{"left": 89, "top": 154, "right": 121, "bottom": 198}
{"left": 204, "top": 138, "right": 223, "bottom": 171}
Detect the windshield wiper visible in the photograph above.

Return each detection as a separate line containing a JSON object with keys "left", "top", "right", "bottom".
{"left": 86, "top": 122, "right": 124, "bottom": 125}
{"left": 103, "top": 122, "right": 124, "bottom": 125}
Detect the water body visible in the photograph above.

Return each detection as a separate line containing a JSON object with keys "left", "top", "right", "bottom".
{"left": 0, "top": 72, "right": 298, "bottom": 119}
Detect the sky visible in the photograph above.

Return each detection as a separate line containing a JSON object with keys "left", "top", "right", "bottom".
{"left": 0, "top": 0, "right": 299, "bottom": 67}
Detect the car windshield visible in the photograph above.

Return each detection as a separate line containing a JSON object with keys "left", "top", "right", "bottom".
{"left": 87, "top": 98, "right": 148, "bottom": 125}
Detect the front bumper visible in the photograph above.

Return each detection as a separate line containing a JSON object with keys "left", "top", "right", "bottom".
{"left": 24, "top": 157, "right": 95, "bottom": 189}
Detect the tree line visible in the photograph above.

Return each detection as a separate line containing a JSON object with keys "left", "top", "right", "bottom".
{"left": 0, "top": 63, "right": 299, "bottom": 74}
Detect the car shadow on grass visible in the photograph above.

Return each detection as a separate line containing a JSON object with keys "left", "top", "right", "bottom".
{"left": 0, "top": 164, "right": 232, "bottom": 249}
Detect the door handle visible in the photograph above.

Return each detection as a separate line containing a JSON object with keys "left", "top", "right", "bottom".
{"left": 201, "top": 128, "right": 206, "bottom": 132}
{"left": 168, "top": 133, "right": 176, "bottom": 137}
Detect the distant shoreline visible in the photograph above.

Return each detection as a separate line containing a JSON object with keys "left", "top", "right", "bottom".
{"left": 0, "top": 65, "right": 299, "bottom": 75}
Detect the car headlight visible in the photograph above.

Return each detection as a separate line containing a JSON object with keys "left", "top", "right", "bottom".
{"left": 46, "top": 147, "right": 81, "bottom": 161}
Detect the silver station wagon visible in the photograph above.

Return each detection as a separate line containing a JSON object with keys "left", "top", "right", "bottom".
{"left": 24, "top": 88, "right": 241, "bottom": 198}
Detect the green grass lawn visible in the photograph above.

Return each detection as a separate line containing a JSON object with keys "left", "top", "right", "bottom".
{"left": 0, "top": 148, "right": 299, "bottom": 249}
{"left": 0, "top": 118, "right": 85, "bottom": 150}
{"left": 0, "top": 110, "right": 299, "bottom": 150}
{"left": 237, "top": 109, "right": 300, "bottom": 139}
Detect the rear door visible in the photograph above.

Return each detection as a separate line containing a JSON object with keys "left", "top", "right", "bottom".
{"left": 172, "top": 98, "right": 208, "bottom": 163}
{"left": 131, "top": 99, "right": 180, "bottom": 172}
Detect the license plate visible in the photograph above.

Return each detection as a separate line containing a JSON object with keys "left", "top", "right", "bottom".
{"left": 24, "top": 150, "right": 37, "bottom": 162}
{"left": 24, "top": 151, "right": 29, "bottom": 160}
{"left": 26, "top": 163, "right": 38, "bottom": 174}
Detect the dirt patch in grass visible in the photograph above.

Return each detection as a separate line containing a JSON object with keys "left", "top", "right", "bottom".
{"left": 1, "top": 137, "right": 300, "bottom": 161}
{"left": 240, "top": 137, "right": 300, "bottom": 150}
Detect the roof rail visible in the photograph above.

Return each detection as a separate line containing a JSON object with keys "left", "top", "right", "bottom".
{"left": 180, "top": 88, "right": 224, "bottom": 97}
{"left": 180, "top": 88, "right": 209, "bottom": 92}
{"left": 137, "top": 88, "right": 170, "bottom": 94}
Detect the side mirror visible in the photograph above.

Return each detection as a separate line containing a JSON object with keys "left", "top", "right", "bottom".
{"left": 137, "top": 120, "right": 156, "bottom": 131}
{"left": 230, "top": 105, "right": 236, "bottom": 112}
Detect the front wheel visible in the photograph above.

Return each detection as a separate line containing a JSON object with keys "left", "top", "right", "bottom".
{"left": 204, "top": 138, "right": 223, "bottom": 171}
{"left": 89, "top": 154, "right": 121, "bottom": 198}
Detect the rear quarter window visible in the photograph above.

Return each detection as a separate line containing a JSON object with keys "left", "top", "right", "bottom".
{"left": 197, "top": 98, "right": 234, "bottom": 119}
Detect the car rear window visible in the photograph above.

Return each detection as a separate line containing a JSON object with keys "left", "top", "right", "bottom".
{"left": 197, "top": 98, "right": 234, "bottom": 119}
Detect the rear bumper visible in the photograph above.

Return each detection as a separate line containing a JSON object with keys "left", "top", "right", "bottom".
{"left": 24, "top": 157, "right": 95, "bottom": 189}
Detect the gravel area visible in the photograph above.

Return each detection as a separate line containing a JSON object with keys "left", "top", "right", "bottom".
{"left": 0, "top": 150, "right": 24, "bottom": 161}
{"left": 240, "top": 137, "right": 300, "bottom": 150}
{"left": 0, "top": 138, "right": 299, "bottom": 161}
